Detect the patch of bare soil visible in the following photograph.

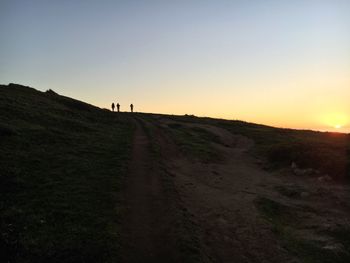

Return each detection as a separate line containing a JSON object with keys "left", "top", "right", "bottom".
{"left": 156, "top": 118, "right": 350, "bottom": 262}
{"left": 158, "top": 121, "right": 294, "bottom": 262}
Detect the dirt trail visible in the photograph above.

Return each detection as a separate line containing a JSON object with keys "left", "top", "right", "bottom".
{"left": 120, "top": 119, "right": 153, "bottom": 262}
{"left": 120, "top": 116, "right": 186, "bottom": 263}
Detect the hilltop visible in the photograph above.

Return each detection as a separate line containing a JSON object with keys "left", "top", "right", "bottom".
{"left": 1, "top": 84, "right": 350, "bottom": 263}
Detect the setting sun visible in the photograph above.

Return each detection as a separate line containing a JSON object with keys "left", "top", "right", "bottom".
{"left": 320, "top": 113, "right": 348, "bottom": 131}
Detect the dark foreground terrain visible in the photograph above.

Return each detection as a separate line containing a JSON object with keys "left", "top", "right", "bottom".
{"left": 1, "top": 84, "right": 350, "bottom": 263}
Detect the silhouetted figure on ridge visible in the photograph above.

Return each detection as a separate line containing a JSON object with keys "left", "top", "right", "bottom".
{"left": 111, "top": 103, "right": 115, "bottom": 112}
{"left": 117, "top": 103, "right": 120, "bottom": 112}
{"left": 130, "top": 104, "right": 134, "bottom": 113}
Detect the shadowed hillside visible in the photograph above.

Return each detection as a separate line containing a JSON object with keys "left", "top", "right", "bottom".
{"left": 0, "top": 84, "right": 133, "bottom": 262}
{"left": 1, "top": 84, "right": 350, "bottom": 263}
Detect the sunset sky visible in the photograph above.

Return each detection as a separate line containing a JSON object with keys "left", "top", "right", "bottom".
{"left": 1, "top": 0, "right": 349, "bottom": 132}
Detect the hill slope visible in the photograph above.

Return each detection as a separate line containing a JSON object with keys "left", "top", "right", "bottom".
{"left": 0, "top": 84, "right": 133, "bottom": 262}
{"left": 1, "top": 84, "right": 350, "bottom": 263}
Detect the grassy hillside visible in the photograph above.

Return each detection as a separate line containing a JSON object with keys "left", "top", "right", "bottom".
{"left": 0, "top": 84, "right": 133, "bottom": 262}
{"left": 1, "top": 84, "right": 349, "bottom": 263}
{"left": 168, "top": 115, "right": 350, "bottom": 181}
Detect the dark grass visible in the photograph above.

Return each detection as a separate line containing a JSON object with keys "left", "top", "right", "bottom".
{"left": 274, "top": 185, "right": 307, "bottom": 199}
{"left": 254, "top": 197, "right": 296, "bottom": 233}
{"left": 0, "top": 84, "right": 133, "bottom": 262}
{"left": 282, "top": 235, "right": 350, "bottom": 263}
{"left": 328, "top": 226, "right": 350, "bottom": 248}
{"left": 255, "top": 197, "right": 350, "bottom": 263}
{"left": 166, "top": 122, "right": 223, "bottom": 163}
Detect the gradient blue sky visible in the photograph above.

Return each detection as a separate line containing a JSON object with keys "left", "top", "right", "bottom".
{"left": 1, "top": 0, "right": 349, "bottom": 131}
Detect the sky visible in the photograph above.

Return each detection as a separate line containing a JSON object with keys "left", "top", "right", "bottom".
{"left": 1, "top": 0, "right": 349, "bottom": 132}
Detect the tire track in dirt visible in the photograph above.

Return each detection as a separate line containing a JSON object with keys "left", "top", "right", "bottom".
{"left": 120, "top": 115, "right": 190, "bottom": 263}
{"left": 120, "top": 117, "right": 155, "bottom": 262}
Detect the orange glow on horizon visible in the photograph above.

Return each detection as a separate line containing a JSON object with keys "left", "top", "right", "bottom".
{"left": 319, "top": 113, "right": 348, "bottom": 132}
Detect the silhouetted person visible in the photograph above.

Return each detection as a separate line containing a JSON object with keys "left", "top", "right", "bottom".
{"left": 117, "top": 103, "right": 120, "bottom": 112}
{"left": 130, "top": 103, "right": 134, "bottom": 112}
{"left": 111, "top": 103, "right": 115, "bottom": 112}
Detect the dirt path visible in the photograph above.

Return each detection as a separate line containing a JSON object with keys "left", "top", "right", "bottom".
{"left": 120, "top": 118, "right": 155, "bottom": 262}
{"left": 120, "top": 116, "right": 188, "bottom": 263}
